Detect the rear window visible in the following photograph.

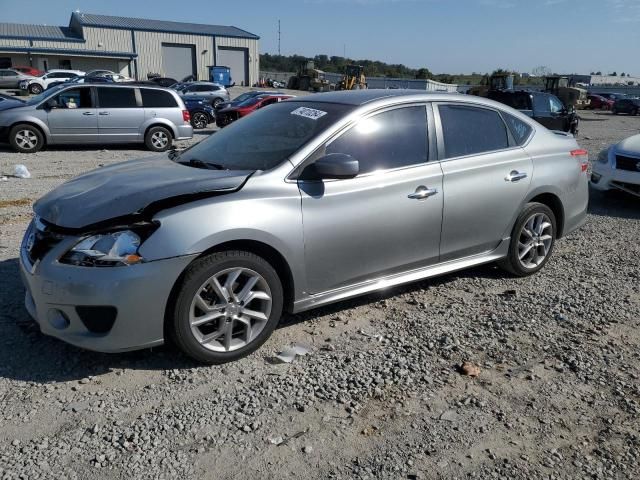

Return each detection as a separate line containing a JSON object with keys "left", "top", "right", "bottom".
{"left": 141, "top": 89, "right": 178, "bottom": 108}
{"left": 439, "top": 104, "right": 510, "bottom": 158}
{"left": 502, "top": 112, "right": 533, "bottom": 145}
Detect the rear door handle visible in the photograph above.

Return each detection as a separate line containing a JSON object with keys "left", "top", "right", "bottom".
{"left": 99, "top": 111, "right": 110, "bottom": 116}
{"left": 505, "top": 171, "right": 528, "bottom": 182}
{"left": 408, "top": 186, "right": 438, "bottom": 200}
{"left": 82, "top": 111, "right": 95, "bottom": 116}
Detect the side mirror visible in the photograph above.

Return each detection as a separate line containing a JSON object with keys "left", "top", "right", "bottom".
{"left": 42, "top": 99, "right": 56, "bottom": 110}
{"left": 309, "top": 153, "right": 359, "bottom": 180}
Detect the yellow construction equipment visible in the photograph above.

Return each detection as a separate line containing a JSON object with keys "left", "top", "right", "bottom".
{"left": 544, "top": 76, "right": 591, "bottom": 110}
{"left": 337, "top": 64, "right": 367, "bottom": 90}
{"left": 287, "top": 60, "right": 330, "bottom": 92}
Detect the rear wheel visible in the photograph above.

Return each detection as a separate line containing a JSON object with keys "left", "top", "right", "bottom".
{"left": 212, "top": 98, "right": 224, "bottom": 107}
{"left": 498, "top": 203, "right": 556, "bottom": 277}
{"left": 9, "top": 124, "right": 44, "bottom": 153}
{"left": 29, "top": 84, "right": 43, "bottom": 95}
{"left": 144, "top": 126, "right": 172, "bottom": 152}
{"left": 170, "top": 251, "right": 283, "bottom": 364}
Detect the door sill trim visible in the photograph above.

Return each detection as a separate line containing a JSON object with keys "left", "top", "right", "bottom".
{"left": 292, "top": 239, "right": 510, "bottom": 313}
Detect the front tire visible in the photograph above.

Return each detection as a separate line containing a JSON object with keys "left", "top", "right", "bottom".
{"left": 29, "top": 84, "right": 43, "bottom": 95}
{"left": 170, "top": 251, "right": 284, "bottom": 364}
{"left": 144, "top": 126, "right": 172, "bottom": 152}
{"left": 9, "top": 124, "right": 44, "bottom": 153}
{"left": 498, "top": 203, "right": 556, "bottom": 277}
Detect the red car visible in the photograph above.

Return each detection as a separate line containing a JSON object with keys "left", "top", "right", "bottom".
{"left": 12, "top": 65, "right": 43, "bottom": 77}
{"left": 588, "top": 94, "right": 614, "bottom": 110}
{"left": 216, "top": 94, "right": 295, "bottom": 127}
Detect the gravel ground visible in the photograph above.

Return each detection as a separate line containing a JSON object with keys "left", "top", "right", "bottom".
{"left": 0, "top": 98, "right": 639, "bottom": 479}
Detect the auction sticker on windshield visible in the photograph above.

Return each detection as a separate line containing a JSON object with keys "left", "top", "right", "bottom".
{"left": 291, "top": 107, "right": 328, "bottom": 120}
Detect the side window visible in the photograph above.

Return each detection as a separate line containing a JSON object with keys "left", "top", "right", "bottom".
{"left": 438, "top": 104, "right": 509, "bottom": 158}
{"left": 6, "top": 71, "right": 17, "bottom": 77}
{"left": 97, "top": 87, "right": 138, "bottom": 108}
{"left": 503, "top": 112, "right": 533, "bottom": 146}
{"left": 549, "top": 96, "right": 564, "bottom": 113}
{"left": 532, "top": 94, "right": 550, "bottom": 114}
{"left": 52, "top": 88, "right": 92, "bottom": 109}
{"left": 141, "top": 89, "right": 178, "bottom": 108}
{"left": 326, "top": 106, "right": 428, "bottom": 175}
{"left": 196, "top": 85, "right": 212, "bottom": 92}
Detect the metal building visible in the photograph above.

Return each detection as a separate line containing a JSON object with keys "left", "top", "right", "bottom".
{"left": 0, "top": 12, "right": 260, "bottom": 86}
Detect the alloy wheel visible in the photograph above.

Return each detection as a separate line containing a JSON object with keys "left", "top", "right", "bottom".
{"left": 151, "top": 131, "right": 168, "bottom": 149}
{"left": 189, "top": 267, "right": 272, "bottom": 352}
{"left": 517, "top": 213, "right": 553, "bottom": 269}
{"left": 15, "top": 130, "right": 38, "bottom": 150}
{"left": 192, "top": 112, "right": 208, "bottom": 129}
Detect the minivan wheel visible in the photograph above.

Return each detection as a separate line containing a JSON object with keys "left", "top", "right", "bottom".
{"left": 498, "top": 202, "right": 556, "bottom": 277}
{"left": 9, "top": 124, "right": 44, "bottom": 153}
{"left": 145, "top": 126, "right": 172, "bottom": 152}
{"left": 29, "top": 84, "right": 43, "bottom": 95}
{"left": 171, "top": 251, "right": 284, "bottom": 364}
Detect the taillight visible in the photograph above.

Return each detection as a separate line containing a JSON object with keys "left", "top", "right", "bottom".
{"left": 182, "top": 110, "right": 190, "bottom": 123}
{"left": 571, "top": 149, "right": 589, "bottom": 172}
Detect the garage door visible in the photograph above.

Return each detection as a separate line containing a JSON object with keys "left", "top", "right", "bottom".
{"left": 162, "top": 44, "right": 196, "bottom": 81}
{"left": 217, "top": 47, "right": 248, "bottom": 87}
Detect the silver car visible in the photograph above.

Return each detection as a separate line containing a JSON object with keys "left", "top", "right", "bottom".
{"left": 176, "top": 81, "right": 230, "bottom": 105}
{"left": 20, "top": 90, "right": 588, "bottom": 364}
{"left": 0, "top": 83, "right": 193, "bottom": 152}
{"left": 0, "top": 68, "right": 35, "bottom": 89}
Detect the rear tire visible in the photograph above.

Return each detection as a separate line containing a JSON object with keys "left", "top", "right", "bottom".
{"left": 191, "top": 112, "right": 209, "bottom": 129}
{"left": 498, "top": 202, "right": 556, "bottom": 277}
{"left": 9, "top": 124, "right": 44, "bottom": 153}
{"left": 170, "top": 251, "right": 283, "bottom": 364}
{"left": 144, "top": 126, "right": 172, "bottom": 152}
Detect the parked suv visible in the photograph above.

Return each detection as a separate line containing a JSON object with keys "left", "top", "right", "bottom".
{"left": 612, "top": 98, "right": 640, "bottom": 116}
{"left": 20, "top": 70, "right": 85, "bottom": 94}
{"left": 487, "top": 90, "right": 579, "bottom": 134}
{"left": 0, "top": 83, "right": 193, "bottom": 152}
{"left": 20, "top": 90, "right": 588, "bottom": 364}
{"left": 175, "top": 82, "right": 230, "bottom": 105}
{"left": 0, "top": 69, "right": 36, "bottom": 89}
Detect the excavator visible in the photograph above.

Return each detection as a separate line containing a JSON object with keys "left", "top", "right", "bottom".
{"left": 337, "top": 64, "right": 367, "bottom": 90}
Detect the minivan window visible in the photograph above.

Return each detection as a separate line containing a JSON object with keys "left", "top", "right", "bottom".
{"left": 326, "top": 106, "right": 428, "bottom": 174}
{"left": 97, "top": 87, "right": 138, "bottom": 108}
{"left": 177, "top": 101, "right": 354, "bottom": 171}
{"left": 141, "top": 89, "right": 178, "bottom": 108}
{"left": 439, "top": 104, "right": 509, "bottom": 158}
{"left": 51, "top": 87, "right": 92, "bottom": 109}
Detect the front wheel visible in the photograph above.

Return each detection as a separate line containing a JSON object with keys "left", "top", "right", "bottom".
{"left": 191, "top": 112, "right": 209, "bottom": 129}
{"left": 9, "top": 124, "right": 44, "bottom": 153}
{"left": 144, "top": 126, "right": 172, "bottom": 152}
{"left": 29, "top": 84, "right": 43, "bottom": 94}
{"left": 498, "top": 203, "right": 556, "bottom": 277}
{"left": 170, "top": 251, "right": 284, "bottom": 364}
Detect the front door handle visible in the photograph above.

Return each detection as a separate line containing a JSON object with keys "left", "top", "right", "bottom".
{"left": 505, "top": 170, "right": 528, "bottom": 182}
{"left": 408, "top": 185, "right": 438, "bottom": 200}
{"left": 99, "top": 111, "right": 110, "bottom": 116}
{"left": 82, "top": 111, "right": 95, "bottom": 116}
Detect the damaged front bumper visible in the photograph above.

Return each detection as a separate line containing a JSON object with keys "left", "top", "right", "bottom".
{"left": 19, "top": 220, "right": 197, "bottom": 353}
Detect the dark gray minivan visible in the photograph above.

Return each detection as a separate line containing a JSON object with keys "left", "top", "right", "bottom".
{"left": 0, "top": 84, "right": 193, "bottom": 153}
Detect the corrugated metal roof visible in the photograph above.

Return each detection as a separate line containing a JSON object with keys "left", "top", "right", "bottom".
{"left": 75, "top": 12, "right": 259, "bottom": 39}
{"left": 0, "top": 23, "right": 82, "bottom": 40}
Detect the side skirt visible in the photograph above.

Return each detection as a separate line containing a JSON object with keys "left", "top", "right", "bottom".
{"left": 292, "top": 238, "right": 510, "bottom": 314}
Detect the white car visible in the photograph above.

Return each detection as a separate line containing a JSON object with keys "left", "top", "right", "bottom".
{"left": 20, "top": 69, "right": 85, "bottom": 94}
{"left": 591, "top": 134, "right": 640, "bottom": 197}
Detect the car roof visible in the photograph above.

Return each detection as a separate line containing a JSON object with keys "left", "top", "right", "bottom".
{"left": 293, "top": 89, "right": 475, "bottom": 106}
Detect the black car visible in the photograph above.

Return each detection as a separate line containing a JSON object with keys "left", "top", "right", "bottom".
{"left": 182, "top": 97, "right": 216, "bottom": 129}
{"left": 487, "top": 90, "right": 579, "bottom": 134}
{"left": 612, "top": 98, "right": 640, "bottom": 116}
{"left": 149, "top": 77, "right": 178, "bottom": 88}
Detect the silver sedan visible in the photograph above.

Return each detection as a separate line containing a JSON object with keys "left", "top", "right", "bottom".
{"left": 20, "top": 90, "right": 589, "bottom": 364}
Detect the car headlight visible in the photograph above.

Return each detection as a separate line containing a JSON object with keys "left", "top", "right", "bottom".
{"left": 597, "top": 148, "right": 611, "bottom": 164}
{"left": 60, "top": 230, "right": 143, "bottom": 267}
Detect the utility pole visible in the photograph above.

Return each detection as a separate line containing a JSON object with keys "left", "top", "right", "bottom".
{"left": 278, "top": 20, "right": 281, "bottom": 56}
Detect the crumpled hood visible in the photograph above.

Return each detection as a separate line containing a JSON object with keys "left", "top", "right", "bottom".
{"left": 616, "top": 134, "right": 640, "bottom": 154}
{"left": 34, "top": 155, "right": 253, "bottom": 229}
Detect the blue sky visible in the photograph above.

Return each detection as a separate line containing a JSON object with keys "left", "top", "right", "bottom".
{"left": 2, "top": 0, "right": 638, "bottom": 75}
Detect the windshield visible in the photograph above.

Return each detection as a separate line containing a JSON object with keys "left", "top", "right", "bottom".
{"left": 236, "top": 96, "right": 264, "bottom": 107}
{"left": 177, "top": 101, "right": 354, "bottom": 171}
{"left": 24, "top": 86, "right": 64, "bottom": 106}
{"left": 232, "top": 92, "right": 257, "bottom": 103}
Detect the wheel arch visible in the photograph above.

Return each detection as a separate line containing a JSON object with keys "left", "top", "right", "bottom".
{"left": 526, "top": 191, "right": 565, "bottom": 238}
{"left": 9, "top": 120, "right": 50, "bottom": 143}
{"left": 143, "top": 121, "right": 176, "bottom": 140}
